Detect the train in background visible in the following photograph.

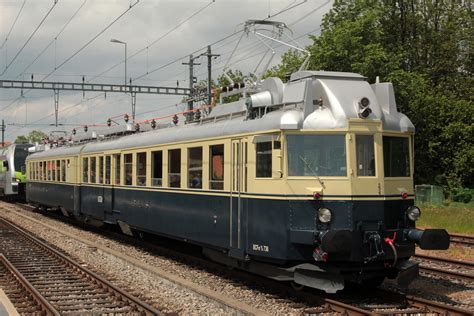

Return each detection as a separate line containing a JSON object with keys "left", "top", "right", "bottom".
{"left": 0, "top": 143, "right": 33, "bottom": 198}
{"left": 25, "top": 69, "right": 450, "bottom": 293}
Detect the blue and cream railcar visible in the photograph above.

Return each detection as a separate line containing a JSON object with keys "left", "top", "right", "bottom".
{"left": 26, "top": 71, "right": 449, "bottom": 292}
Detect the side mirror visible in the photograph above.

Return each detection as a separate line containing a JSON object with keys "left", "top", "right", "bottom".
{"left": 3, "top": 161, "right": 9, "bottom": 171}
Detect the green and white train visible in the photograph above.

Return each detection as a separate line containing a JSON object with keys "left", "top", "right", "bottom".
{"left": 0, "top": 143, "right": 33, "bottom": 197}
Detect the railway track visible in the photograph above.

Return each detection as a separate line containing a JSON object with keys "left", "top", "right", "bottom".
{"left": 0, "top": 217, "right": 161, "bottom": 315}
{"left": 3, "top": 203, "right": 473, "bottom": 315}
{"left": 450, "top": 233, "right": 474, "bottom": 247}
{"left": 414, "top": 253, "right": 474, "bottom": 282}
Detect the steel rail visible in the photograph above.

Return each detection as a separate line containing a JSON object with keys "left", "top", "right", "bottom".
{"left": 0, "top": 254, "right": 60, "bottom": 316}
{"left": 419, "top": 265, "right": 474, "bottom": 282}
{"left": 0, "top": 217, "right": 162, "bottom": 315}
{"left": 415, "top": 253, "right": 474, "bottom": 267}
{"left": 450, "top": 233, "right": 474, "bottom": 247}
{"left": 8, "top": 203, "right": 474, "bottom": 315}
{"left": 407, "top": 295, "right": 473, "bottom": 316}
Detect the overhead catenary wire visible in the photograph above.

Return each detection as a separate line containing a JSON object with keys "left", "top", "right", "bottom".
{"left": 0, "top": 0, "right": 140, "bottom": 113}
{"left": 132, "top": 30, "right": 243, "bottom": 82}
{"left": 0, "top": 0, "right": 58, "bottom": 76}
{"left": 87, "top": 0, "right": 216, "bottom": 83}
{"left": 133, "top": 0, "right": 327, "bottom": 83}
{"left": 0, "top": 0, "right": 27, "bottom": 50}
{"left": 40, "top": 0, "right": 140, "bottom": 82}
{"left": 17, "top": 0, "right": 88, "bottom": 78}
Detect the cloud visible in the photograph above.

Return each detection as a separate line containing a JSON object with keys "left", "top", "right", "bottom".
{"left": 0, "top": 0, "right": 331, "bottom": 141}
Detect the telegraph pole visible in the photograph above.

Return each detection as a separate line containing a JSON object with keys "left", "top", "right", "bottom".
{"left": 182, "top": 54, "right": 201, "bottom": 122}
{"left": 202, "top": 45, "right": 220, "bottom": 106}
{"left": 1, "top": 120, "right": 5, "bottom": 148}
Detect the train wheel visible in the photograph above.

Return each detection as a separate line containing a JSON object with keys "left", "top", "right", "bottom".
{"left": 290, "top": 281, "right": 305, "bottom": 291}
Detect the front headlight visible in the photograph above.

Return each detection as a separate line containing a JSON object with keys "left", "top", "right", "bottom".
{"left": 407, "top": 206, "right": 421, "bottom": 221}
{"left": 318, "top": 208, "right": 332, "bottom": 223}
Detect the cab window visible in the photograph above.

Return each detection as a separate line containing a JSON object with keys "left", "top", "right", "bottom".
{"left": 383, "top": 136, "right": 410, "bottom": 177}
{"left": 287, "top": 135, "right": 346, "bottom": 176}
{"left": 256, "top": 141, "right": 272, "bottom": 178}
{"left": 356, "top": 135, "right": 375, "bottom": 176}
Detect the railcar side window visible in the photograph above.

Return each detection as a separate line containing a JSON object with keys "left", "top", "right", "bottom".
{"left": 105, "top": 156, "right": 111, "bottom": 185}
{"left": 56, "top": 160, "right": 61, "bottom": 181}
{"left": 83, "top": 158, "right": 89, "bottom": 183}
{"left": 124, "top": 154, "right": 133, "bottom": 185}
{"left": 356, "top": 135, "right": 375, "bottom": 176}
{"left": 287, "top": 135, "right": 347, "bottom": 176}
{"left": 90, "top": 157, "right": 97, "bottom": 183}
{"left": 114, "top": 154, "right": 121, "bottom": 185}
{"left": 188, "top": 147, "right": 202, "bottom": 189}
{"left": 168, "top": 149, "right": 181, "bottom": 188}
{"left": 383, "top": 136, "right": 410, "bottom": 177}
{"left": 151, "top": 151, "right": 163, "bottom": 187}
{"left": 98, "top": 156, "right": 104, "bottom": 184}
{"left": 61, "top": 160, "right": 66, "bottom": 182}
{"left": 210, "top": 145, "right": 224, "bottom": 190}
{"left": 256, "top": 141, "right": 272, "bottom": 178}
{"left": 43, "top": 161, "right": 46, "bottom": 181}
{"left": 136, "top": 152, "right": 147, "bottom": 186}
{"left": 48, "top": 161, "right": 52, "bottom": 181}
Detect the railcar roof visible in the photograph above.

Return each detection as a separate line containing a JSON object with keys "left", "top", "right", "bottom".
{"left": 27, "top": 109, "right": 285, "bottom": 159}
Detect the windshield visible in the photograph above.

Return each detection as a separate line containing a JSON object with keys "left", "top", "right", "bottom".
{"left": 383, "top": 136, "right": 410, "bottom": 177}
{"left": 287, "top": 134, "right": 346, "bottom": 176}
{"left": 14, "top": 144, "right": 32, "bottom": 173}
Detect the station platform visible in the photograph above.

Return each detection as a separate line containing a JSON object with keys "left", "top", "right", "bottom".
{"left": 0, "top": 289, "right": 18, "bottom": 316}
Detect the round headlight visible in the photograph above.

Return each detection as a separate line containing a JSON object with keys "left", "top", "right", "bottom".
{"left": 407, "top": 206, "right": 421, "bottom": 221}
{"left": 360, "top": 97, "right": 370, "bottom": 107}
{"left": 318, "top": 208, "right": 332, "bottom": 223}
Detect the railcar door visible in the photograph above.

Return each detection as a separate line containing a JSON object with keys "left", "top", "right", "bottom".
{"left": 350, "top": 133, "right": 381, "bottom": 196}
{"left": 229, "top": 138, "right": 248, "bottom": 259}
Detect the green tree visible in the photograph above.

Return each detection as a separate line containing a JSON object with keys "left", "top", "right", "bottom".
{"left": 268, "top": 0, "right": 473, "bottom": 188}
{"left": 27, "top": 130, "right": 47, "bottom": 143}
{"left": 217, "top": 69, "right": 253, "bottom": 103}
{"left": 14, "top": 135, "right": 29, "bottom": 144}
{"left": 14, "top": 130, "right": 47, "bottom": 144}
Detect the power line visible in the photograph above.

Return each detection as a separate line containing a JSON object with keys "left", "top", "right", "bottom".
{"left": 131, "top": 0, "right": 319, "bottom": 83}
{"left": 133, "top": 30, "right": 243, "bottom": 81}
{"left": 0, "top": 0, "right": 27, "bottom": 50}
{"left": 17, "top": 0, "right": 88, "bottom": 78}
{"left": 40, "top": 0, "right": 140, "bottom": 82}
{"left": 265, "top": 0, "right": 307, "bottom": 20}
{"left": 1, "top": 0, "right": 140, "bottom": 113}
{"left": 1, "top": 0, "right": 58, "bottom": 76}
{"left": 87, "top": 0, "right": 216, "bottom": 83}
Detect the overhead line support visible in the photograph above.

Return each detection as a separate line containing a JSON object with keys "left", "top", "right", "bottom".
{"left": 182, "top": 54, "right": 201, "bottom": 122}
{"left": 202, "top": 45, "right": 220, "bottom": 107}
{"left": 0, "top": 79, "right": 191, "bottom": 125}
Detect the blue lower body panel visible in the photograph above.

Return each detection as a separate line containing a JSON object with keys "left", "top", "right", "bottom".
{"left": 26, "top": 182, "right": 414, "bottom": 264}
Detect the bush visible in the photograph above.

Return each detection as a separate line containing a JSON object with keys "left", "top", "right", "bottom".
{"left": 451, "top": 188, "right": 473, "bottom": 204}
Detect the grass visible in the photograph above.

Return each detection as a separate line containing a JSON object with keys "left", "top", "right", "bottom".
{"left": 418, "top": 201, "right": 474, "bottom": 234}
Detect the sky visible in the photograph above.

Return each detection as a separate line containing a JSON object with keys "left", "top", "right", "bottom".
{"left": 0, "top": 0, "right": 332, "bottom": 142}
